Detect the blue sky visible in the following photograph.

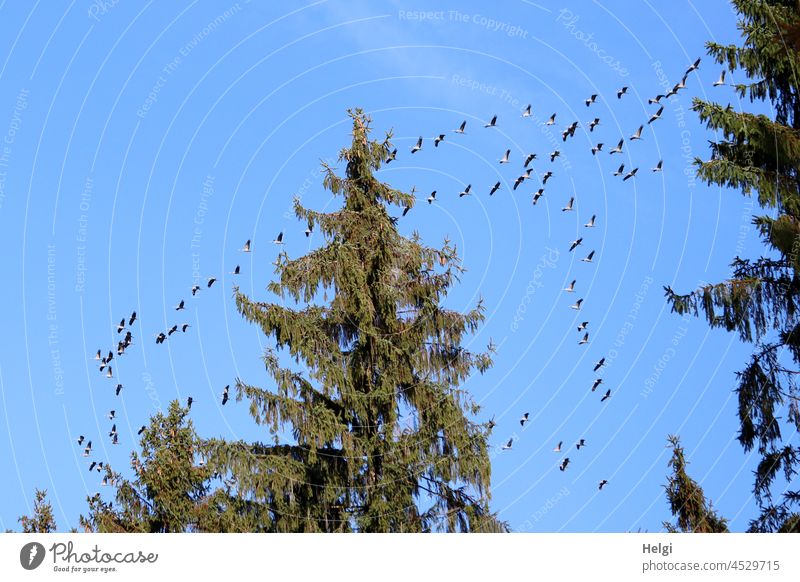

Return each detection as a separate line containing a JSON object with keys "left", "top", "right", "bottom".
{"left": 0, "top": 0, "right": 781, "bottom": 532}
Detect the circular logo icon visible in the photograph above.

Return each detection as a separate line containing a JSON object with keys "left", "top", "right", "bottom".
{"left": 20, "top": 542, "right": 46, "bottom": 570}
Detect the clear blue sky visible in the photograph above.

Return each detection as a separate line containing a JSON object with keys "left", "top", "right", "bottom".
{"left": 0, "top": 0, "right": 777, "bottom": 532}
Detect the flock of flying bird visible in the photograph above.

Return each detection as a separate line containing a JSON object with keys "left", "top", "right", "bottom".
{"left": 76, "top": 235, "right": 285, "bottom": 483}
{"left": 75, "top": 55, "right": 725, "bottom": 500}
{"left": 384, "top": 56, "right": 718, "bottom": 494}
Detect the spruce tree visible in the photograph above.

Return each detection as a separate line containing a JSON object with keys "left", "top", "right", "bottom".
{"left": 200, "top": 109, "right": 506, "bottom": 532}
{"left": 80, "top": 401, "right": 213, "bottom": 532}
{"left": 664, "top": 0, "right": 800, "bottom": 531}
{"left": 18, "top": 489, "right": 57, "bottom": 533}
{"left": 663, "top": 436, "right": 729, "bottom": 533}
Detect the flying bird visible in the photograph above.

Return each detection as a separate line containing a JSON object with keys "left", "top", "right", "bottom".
{"left": 106, "top": 367, "right": 112, "bottom": 379}
{"left": 77, "top": 435, "right": 84, "bottom": 446}
{"left": 115, "top": 383, "right": 123, "bottom": 396}
{"left": 187, "top": 396, "right": 193, "bottom": 410}
{"left": 648, "top": 106, "right": 664, "bottom": 124}
{"left": 569, "top": 238, "right": 583, "bottom": 252}
{"left": 623, "top": 168, "right": 639, "bottom": 181}
{"left": 617, "top": 86, "right": 628, "bottom": 98}
{"left": 576, "top": 439, "right": 586, "bottom": 450}
{"left": 713, "top": 70, "right": 726, "bottom": 86}
{"left": 553, "top": 441, "right": 563, "bottom": 452}
{"left": 559, "top": 458, "right": 570, "bottom": 471}
{"left": 191, "top": 284, "right": 200, "bottom": 296}
{"left": 83, "top": 441, "right": 92, "bottom": 457}
{"left": 599, "top": 479, "right": 609, "bottom": 490}
{"left": 222, "top": 385, "right": 230, "bottom": 406}
{"left": 582, "top": 250, "right": 595, "bottom": 263}
{"left": 155, "top": 332, "right": 166, "bottom": 344}
{"left": 532, "top": 191, "right": 543, "bottom": 205}
{"left": 570, "top": 299, "right": 584, "bottom": 310}
{"left": 564, "top": 279, "right": 576, "bottom": 293}
{"left": 524, "top": 153, "right": 537, "bottom": 167}
{"left": 117, "top": 318, "right": 125, "bottom": 333}
{"left": 167, "top": 325, "right": 178, "bottom": 336}
{"left": 584, "top": 215, "right": 596, "bottom": 228}
{"left": 522, "top": 104, "right": 532, "bottom": 117}
{"left": 207, "top": 277, "right": 216, "bottom": 288}
{"left": 385, "top": 148, "right": 397, "bottom": 163}
{"left": 502, "top": 438, "right": 513, "bottom": 450}
{"left": 591, "top": 143, "right": 603, "bottom": 155}
{"left": 578, "top": 332, "right": 589, "bottom": 345}
{"left": 550, "top": 150, "right": 561, "bottom": 162}
{"left": 459, "top": 184, "right": 472, "bottom": 198}
{"left": 648, "top": 94, "right": 665, "bottom": 104}
{"left": 176, "top": 299, "right": 185, "bottom": 311}
{"left": 686, "top": 57, "right": 701, "bottom": 74}
{"left": 241, "top": 239, "right": 251, "bottom": 252}
{"left": 411, "top": 136, "right": 423, "bottom": 153}
{"left": 542, "top": 171, "right": 553, "bottom": 184}
{"left": 591, "top": 378, "right": 603, "bottom": 391}
{"left": 129, "top": 311, "right": 137, "bottom": 325}
{"left": 434, "top": 134, "right": 445, "bottom": 147}
{"left": 585, "top": 94, "right": 597, "bottom": 106}
{"left": 137, "top": 426, "right": 146, "bottom": 435}
{"left": 499, "top": 149, "right": 511, "bottom": 164}
{"left": 88, "top": 461, "right": 96, "bottom": 472}
{"left": 589, "top": 118, "right": 600, "bottom": 132}
{"left": 577, "top": 321, "right": 589, "bottom": 332}
{"left": 609, "top": 139, "right": 624, "bottom": 155}
{"left": 561, "top": 197, "right": 574, "bottom": 212}
{"left": 652, "top": 160, "right": 663, "bottom": 172}
{"left": 489, "top": 182, "right": 501, "bottom": 196}
{"left": 94, "top": 349, "right": 101, "bottom": 361}
{"left": 181, "top": 323, "right": 190, "bottom": 332}
{"left": 630, "top": 125, "right": 643, "bottom": 141}
{"left": 594, "top": 357, "right": 606, "bottom": 372}
{"left": 484, "top": 115, "right": 498, "bottom": 128}
{"left": 427, "top": 190, "right": 437, "bottom": 204}
{"left": 601, "top": 389, "right": 611, "bottom": 402}
{"left": 273, "top": 231, "right": 284, "bottom": 245}
{"left": 613, "top": 163, "right": 625, "bottom": 177}
{"left": 520, "top": 412, "right": 530, "bottom": 426}
{"left": 454, "top": 120, "right": 466, "bottom": 134}
{"left": 546, "top": 113, "right": 556, "bottom": 125}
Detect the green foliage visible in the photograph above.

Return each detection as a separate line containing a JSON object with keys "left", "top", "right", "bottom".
{"left": 664, "top": 0, "right": 800, "bottom": 531}
{"left": 663, "top": 436, "right": 729, "bottom": 533}
{"left": 80, "top": 401, "right": 213, "bottom": 532}
{"left": 18, "top": 489, "right": 57, "bottom": 533}
{"left": 200, "top": 109, "right": 505, "bottom": 532}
